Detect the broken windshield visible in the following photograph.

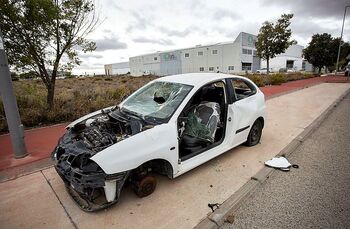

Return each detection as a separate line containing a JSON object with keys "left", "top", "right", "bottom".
{"left": 121, "top": 81, "right": 193, "bottom": 122}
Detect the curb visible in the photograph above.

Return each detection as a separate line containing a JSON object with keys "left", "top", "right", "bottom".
{"left": 194, "top": 87, "right": 350, "bottom": 229}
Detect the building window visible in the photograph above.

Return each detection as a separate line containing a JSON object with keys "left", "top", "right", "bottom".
{"left": 212, "top": 50, "right": 218, "bottom": 54}
{"left": 209, "top": 67, "right": 214, "bottom": 71}
{"left": 242, "top": 63, "right": 252, "bottom": 71}
{"left": 185, "top": 53, "right": 189, "bottom": 57}
{"left": 286, "top": 60, "right": 294, "bottom": 69}
{"left": 198, "top": 51, "right": 203, "bottom": 56}
{"left": 228, "top": 66, "right": 234, "bottom": 70}
{"left": 154, "top": 57, "right": 157, "bottom": 61}
{"left": 199, "top": 67, "right": 204, "bottom": 71}
{"left": 242, "top": 48, "right": 252, "bottom": 55}
{"left": 253, "top": 50, "right": 257, "bottom": 56}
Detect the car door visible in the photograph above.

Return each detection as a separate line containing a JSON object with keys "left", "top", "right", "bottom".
{"left": 225, "top": 78, "right": 259, "bottom": 147}
{"left": 175, "top": 80, "right": 231, "bottom": 176}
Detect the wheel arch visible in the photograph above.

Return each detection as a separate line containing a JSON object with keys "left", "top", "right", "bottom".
{"left": 134, "top": 158, "right": 174, "bottom": 179}
{"left": 256, "top": 116, "right": 264, "bottom": 129}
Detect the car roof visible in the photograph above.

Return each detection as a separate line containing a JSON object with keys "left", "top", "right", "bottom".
{"left": 154, "top": 73, "right": 247, "bottom": 87}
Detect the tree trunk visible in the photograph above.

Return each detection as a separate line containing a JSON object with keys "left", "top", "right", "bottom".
{"left": 267, "top": 57, "right": 270, "bottom": 75}
{"left": 318, "top": 67, "right": 322, "bottom": 74}
{"left": 47, "top": 84, "right": 55, "bottom": 109}
{"left": 46, "top": 67, "right": 58, "bottom": 109}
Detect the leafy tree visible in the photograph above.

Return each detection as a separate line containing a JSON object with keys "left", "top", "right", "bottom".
{"left": 302, "top": 33, "right": 348, "bottom": 73}
{"left": 0, "top": 0, "right": 98, "bottom": 108}
{"left": 256, "top": 14, "right": 296, "bottom": 74}
{"left": 328, "top": 37, "right": 350, "bottom": 72}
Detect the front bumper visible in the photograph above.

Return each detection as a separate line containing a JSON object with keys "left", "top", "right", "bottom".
{"left": 54, "top": 152, "right": 128, "bottom": 212}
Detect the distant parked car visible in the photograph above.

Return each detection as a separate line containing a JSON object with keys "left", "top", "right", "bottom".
{"left": 256, "top": 68, "right": 273, "bottom": 74}
{"left": 52, "top": 73, "right": 266, "bottom": 211}
{"left": 287, "top": 68, "right": 297, "bottom": 73}
{"left": 279, "top": 68, "right": 287, "bottom": 73}
{"left": 345, "top": 62, "right": 350, "bottom": 76}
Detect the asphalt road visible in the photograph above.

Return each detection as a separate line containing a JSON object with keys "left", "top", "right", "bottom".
{"left": 223, "top": 92, "right": 350, "bottom": 229}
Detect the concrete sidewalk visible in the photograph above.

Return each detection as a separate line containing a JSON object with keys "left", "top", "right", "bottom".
{"left": 0, "top": 75, "right": 348, "bottom": 172}
{"left": 0, "top": 83, "right": 349, "bottom": 229}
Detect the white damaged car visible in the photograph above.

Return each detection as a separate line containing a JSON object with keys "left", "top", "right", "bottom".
{"left": 52, "top": 73, "right": 266, "bottom": 211}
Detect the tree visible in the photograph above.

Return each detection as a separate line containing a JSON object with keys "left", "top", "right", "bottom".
{"left": 303, "top": 33, "right": 337, "bottom": 73}
{"left": 328, "top": 37, "right": 350, "bottom": 72}
{"left": 0, "top": 0, "right": 98, "bottom": 108}
{"left": 256, "top": 14, "right": 296, "bottom": 74}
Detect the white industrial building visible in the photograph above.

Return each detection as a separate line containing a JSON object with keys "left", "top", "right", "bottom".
{"left": 106, "top": 32, "right": 306, "bottom": 76}
{"left": 104, "top": 61, "right": 130, "bottom": 75}
{"left": 129, "top": 32, "right": 261, "bottom": 76}
{"left": 261, "top": 45, "right": 304, "bottom": 72}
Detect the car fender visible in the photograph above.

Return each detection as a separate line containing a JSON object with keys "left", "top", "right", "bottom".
{"left": 90, "top": 123, "right": 178, "bottom": 175}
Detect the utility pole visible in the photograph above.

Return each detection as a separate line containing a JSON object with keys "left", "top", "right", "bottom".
{"left": 335, "top": 5, "right": 350, "bottom": 75}
{"left": 0, "top": 29, "right": 28, "bottom": 158}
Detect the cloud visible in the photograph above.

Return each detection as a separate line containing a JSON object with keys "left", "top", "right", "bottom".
{"left": 93, "top": 37, "right": 127, "bottom": 51}
{"left": 126, "top": 11, "right": 154, "bottom": 33}
{"left": 132, "top": 37, "right": 175, "bottom": 45}
{"left": 212, "top": 9, "right": 238, "bottom": 21}
{"left": 157, "top": 25, "right": 209, "bottom": 38}
{"left": 80, "top": 53, "right": 104, "bottom": 59}
{"left": 105, "top": 0, "right": 123, "bottom": 11}
{"left": 262, "top": 0, "right": 350, "bottom": 19}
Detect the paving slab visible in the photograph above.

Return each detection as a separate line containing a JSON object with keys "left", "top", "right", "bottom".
{"left": 37, "top": 83, "right": 350, "bottom": 229}
{"left": 0, "top": 171, "right": 74, "bottom": 229}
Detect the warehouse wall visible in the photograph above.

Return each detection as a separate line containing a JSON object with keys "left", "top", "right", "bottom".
{"left": 261, "top": 45, "right": 304, "bottom": 72}
{"left": 123, "top": 32, "right": 305, "bottom": 76}
{"left": 160, "top": 51, "right": 182, "bottom": 75}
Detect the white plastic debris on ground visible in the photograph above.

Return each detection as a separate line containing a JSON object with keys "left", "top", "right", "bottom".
{"left": 265, "top": 156, "right": 292, "bottom": 171}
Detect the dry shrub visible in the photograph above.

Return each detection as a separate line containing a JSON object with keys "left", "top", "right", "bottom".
{"left": 247, "top": 74, "right": 266, "bottom": 87}
{"left": 246, "top": 72, "right": 315, "bottom": 86}
{"left": 268, "top": 74, "right": 286, "bottom": 85}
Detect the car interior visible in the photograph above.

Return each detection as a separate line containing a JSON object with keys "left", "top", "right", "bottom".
{"left": 178, "top": 81, "right": 227, "bottom": 161}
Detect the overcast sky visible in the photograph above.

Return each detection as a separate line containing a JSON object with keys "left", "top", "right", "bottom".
{"left": 74, "top": 0, "right": 350, "bottom": 75}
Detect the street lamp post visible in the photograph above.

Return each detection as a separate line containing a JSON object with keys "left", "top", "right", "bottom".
{"left": 0, "top": 29, "right": 28, "bottom": 158}
{"left": 335, "top": 5, "right": 350, "bottom": 76}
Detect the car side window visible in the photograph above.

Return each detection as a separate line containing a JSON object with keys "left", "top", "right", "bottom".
{"left": 230, "top": 79, "right": 256, "bottom": 101}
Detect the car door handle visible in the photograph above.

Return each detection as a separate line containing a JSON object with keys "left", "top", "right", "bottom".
{"left": 228, "top": 117, "right": 232, "bottom": 122}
